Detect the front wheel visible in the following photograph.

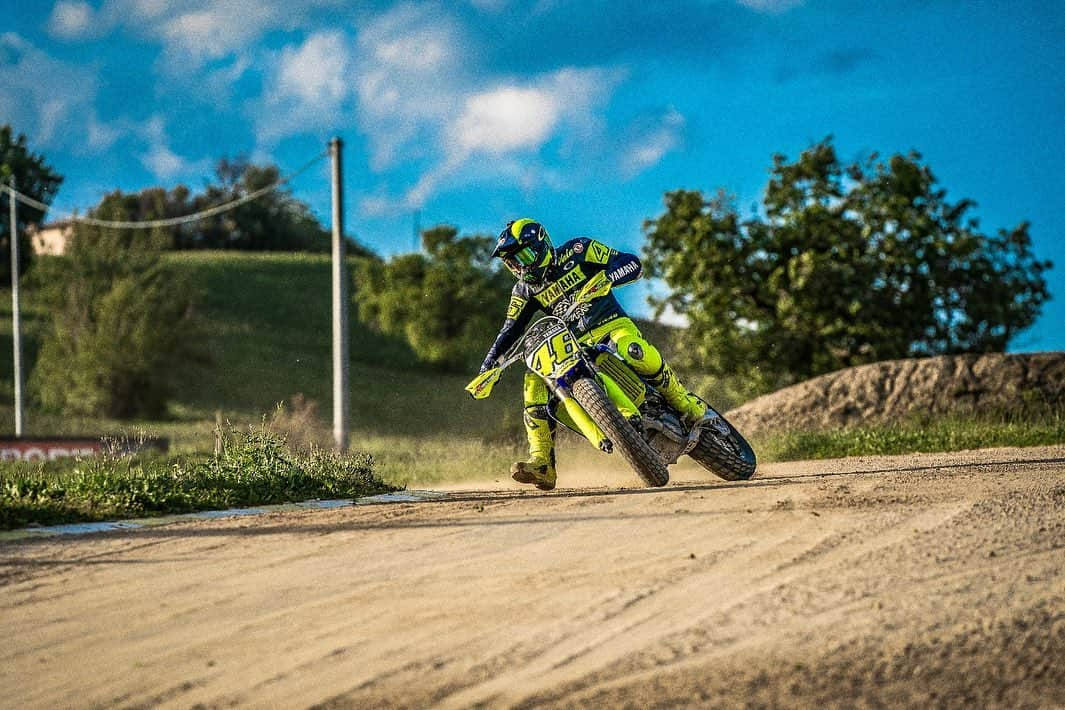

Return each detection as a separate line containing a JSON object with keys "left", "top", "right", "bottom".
{"left": 689, "top": 414, "right": 757, "bottom": 481}
{"left": 571, "top": 377, "right": 669, "bottom": 487}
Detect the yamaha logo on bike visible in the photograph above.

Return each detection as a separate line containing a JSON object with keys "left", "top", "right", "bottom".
{"left": 573, "top": 242, "right": 584, "bottom": 253}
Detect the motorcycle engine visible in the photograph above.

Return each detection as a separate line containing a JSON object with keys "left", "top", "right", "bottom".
{"left": 641, "top": 404, "right": 688, "bottom": 465}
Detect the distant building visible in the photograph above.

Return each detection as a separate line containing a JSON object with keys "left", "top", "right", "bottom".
{"left": 28, "top": 221, "right": 75, "bottom": 256}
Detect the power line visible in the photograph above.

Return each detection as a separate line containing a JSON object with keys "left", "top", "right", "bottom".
{"left": 0, "top": 150, "right": 328, "bottom": 230}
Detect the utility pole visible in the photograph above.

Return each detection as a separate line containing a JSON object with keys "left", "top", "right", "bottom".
{"left": 330, "top": 137, "right": 349, "bottom": 453}
{"left": 9, "top": 176, "right": 24, "bottom": 437}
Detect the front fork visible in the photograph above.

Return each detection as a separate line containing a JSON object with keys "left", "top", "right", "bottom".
{"left": 548, "top": 364, "right": 641, "bottom": 453}
{"left": 557, "top": 393, "right": 612, "bottom": 452}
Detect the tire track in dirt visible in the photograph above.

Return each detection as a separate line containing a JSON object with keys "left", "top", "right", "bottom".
{"left": 495, "top": 501, "right": 974, "bottom": 708}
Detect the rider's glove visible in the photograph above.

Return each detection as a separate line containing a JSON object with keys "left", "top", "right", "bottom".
{"left": 478, "top": 355, "right": 495, "bottom": 374}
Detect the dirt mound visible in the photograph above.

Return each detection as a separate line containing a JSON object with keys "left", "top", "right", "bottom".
{"left": 727, "top": 352, "right": 1065, "bottom": 434}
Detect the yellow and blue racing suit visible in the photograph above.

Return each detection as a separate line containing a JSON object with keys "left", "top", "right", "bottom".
{"left": 481, "top": 237, "right": 705, "bottom": 465}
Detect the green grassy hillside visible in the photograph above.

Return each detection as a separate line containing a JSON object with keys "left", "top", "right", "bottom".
{"left": 0, "top": 252, "right": 525, "bottom": 483}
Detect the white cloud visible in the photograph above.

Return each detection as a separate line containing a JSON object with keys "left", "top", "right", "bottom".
{"left": 445, "top": 68, "right": 620, "bottom": 159}
{"left": 200, "top": 55, "right": 251, "bottom": 104}
{"left": 451, "top": 86, "right": 561, "bottom": 155}
{"left": 37, "top": 99, "right": 72, "bottom": 144}
{"left": 655, "top": 301, "right": 690, "bottom": 328}
{"left": 357, "top": 60, "right": 622, "bottom": 215}
{"left": 140, "top": 143, "right": 189, "bottom": 180}
{"left": 372, "top": 31, "right": 450, "bottom": 72}
{"left": 353, "top": 4, "right": 465, "bottom": 169}
{"left": 0, "top": 32, "right": 204, "bottom": 172}
{"left": 399, "top": 67, "right": 620, "bottom": 209}
{"left": 466, "top": 0, "right": 508, "bottom": 11}
{"left": 0, "top": 32, "right": 99, "bottom": 147}
{"left": 86, "top": 113, "right": 124, "bottom": 151}
{"left": 137, "top": 115, "right": 210, "bottom": 180}
{"left": 156, "top": 3, "right": 280, "bottom": 66}
{"left": 48, "top": 1, "right": 95, "bottom": 39}
{"left": 275, "top": 31, "right": 348, "bottom": 105}
{"left": 60, "top": 0, "right": 344, "bottom": 71}
{"left": 735, "top": 0, "right": 805, "bottom": 14}
{"left": 237, "top": 4, "right": 624, "bottom": 214}
{"left": 248, "top": 5, "right": 464, "bottom": 154}
{"left": 620, "top": 107, "right": 685, "bottom": 178}
{"left": 358, "top": 193, "right": 394, "bottom": 219}
{"left": 128, "top": 0, "right": 169, "bottom": 21}
{"left": 253, "top": 30, "right": 354, "bottom": 145}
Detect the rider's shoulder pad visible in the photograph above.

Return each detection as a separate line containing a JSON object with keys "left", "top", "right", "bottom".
{"left": 581, "top": 238, "right": 614, "bottom": 265}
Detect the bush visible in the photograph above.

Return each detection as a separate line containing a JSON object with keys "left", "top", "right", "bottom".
{"left": 356, "top": 225, "right": 511, "bottom": 371}
{"left": 0, "top": 425, "right": 396, "bottom": 529}
{"left": 30, "top": 201, "right": 204, "bottom": 418}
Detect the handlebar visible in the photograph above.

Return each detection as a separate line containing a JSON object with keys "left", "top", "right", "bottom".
{"left": 476, "top": 270, "right": 616, "bottom": 382}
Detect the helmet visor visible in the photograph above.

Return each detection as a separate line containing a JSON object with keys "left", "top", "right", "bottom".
{"left": 513, "top": 246, "right": 538, "bottom": 266}
{"left": 502, "top": 246, "right": 539, "bottom": 272}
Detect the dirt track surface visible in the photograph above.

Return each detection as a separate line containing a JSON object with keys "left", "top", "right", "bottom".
{"left": 2, "top": 446, "right": 1064, "bottom": 709}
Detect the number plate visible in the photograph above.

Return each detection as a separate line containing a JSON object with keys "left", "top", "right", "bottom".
{"left": 525, "top": 320, "right": 582, "bottom": 379}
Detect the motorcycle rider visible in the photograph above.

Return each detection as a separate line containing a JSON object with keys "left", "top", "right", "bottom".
{"left": 479, "top": 218, "right": 707, "bottom": 491}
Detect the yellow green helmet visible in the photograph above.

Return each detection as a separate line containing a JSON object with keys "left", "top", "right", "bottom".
{"left": 493, "top": 218, "right": 554, "bottom": 285}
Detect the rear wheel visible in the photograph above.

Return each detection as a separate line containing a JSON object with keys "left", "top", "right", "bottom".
{"left": 571, "top": 377, "right": 669, "bottom": 487}
{"left": 689, "top": 414, "right": 757, "bottom": 481}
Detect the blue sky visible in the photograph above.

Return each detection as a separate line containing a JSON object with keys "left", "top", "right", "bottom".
{"left": 4, "top": 0, "right": 1064, "bottom": 351}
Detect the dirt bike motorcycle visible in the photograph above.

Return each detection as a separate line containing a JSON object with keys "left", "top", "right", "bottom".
{"left": 466, "top": 271, "right": 757, "bottom": 487}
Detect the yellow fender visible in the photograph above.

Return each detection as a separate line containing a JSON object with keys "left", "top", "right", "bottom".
{"left": 465, "top": 368, "right": 502, "bottom": 399}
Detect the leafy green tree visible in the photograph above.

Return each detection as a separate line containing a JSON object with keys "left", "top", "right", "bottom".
{"left": 0, "top": 125, "right": 64, "bottom": 282}
{"left": 190, "top": 159, "right": 316, "bottom": 250}
{"left": 644, "top": 138, "right": 1051, "bottom": 391}
{"left": 356, "top": 225, "right": 511, "bottom": 371}
{"left": 86, "top": 158, "right": 372, "bottom": 255}
{"left": 30, "top": 196, "right": 203, "bottom": 419}
{"left": 190, "top": 158, "right": 372, "bottom": 255}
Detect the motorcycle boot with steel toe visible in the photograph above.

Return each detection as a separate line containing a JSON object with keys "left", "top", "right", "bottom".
{"left": 649, "top": 364, "right": 707, "bottom": 426}
{"left": 511, "top": 406, "right": 557, "bottom": 491}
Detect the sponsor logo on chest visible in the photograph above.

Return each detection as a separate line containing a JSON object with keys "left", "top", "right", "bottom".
{"left": 534, "top": 265, "right": 586, "bottom": 306}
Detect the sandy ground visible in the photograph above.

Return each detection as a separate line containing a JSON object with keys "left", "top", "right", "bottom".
{"left": 1, "top": 446, "right": 1063, "bottom": 709}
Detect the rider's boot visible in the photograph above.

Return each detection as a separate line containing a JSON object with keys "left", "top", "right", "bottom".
{"left": 511, "top": 407, "right": 557, "bottom": 491}
{"left": 649, "top": 363, "right": 707, "bottom": 426}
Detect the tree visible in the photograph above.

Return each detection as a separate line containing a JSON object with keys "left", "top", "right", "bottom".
{"left": 85, "top": 158, "right": 373, "bottom": 255}
{"left": 643, "top": 138, "right": 1052, "bottom": 391}
{"left": 356, "top": 226, "right": 511, "bottom": 371}
{"left": 30, "top": 197, "right": 202, "bottom": 419}
{"left": 0, "top": 125, "right": 64, "bottom": 283}
{"left": 188, "top": 158, "right": 372, "bottom": 254}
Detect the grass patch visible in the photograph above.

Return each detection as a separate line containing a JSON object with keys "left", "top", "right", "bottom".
{"left": 360, "top": 433, "right": 523, "bottom": 487}
{"left": 0, "top": 425, "right": 398, "bottom": 530}
{"left": 754, "top": 412, "right": 1065, "bottom": 462}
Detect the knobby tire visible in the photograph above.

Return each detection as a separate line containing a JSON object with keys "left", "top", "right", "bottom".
{"left": 571, "top": 377, "right": 669, "bottom": 487}
{"left": 689, "top": 415, "right": 757, "bottom": 481}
